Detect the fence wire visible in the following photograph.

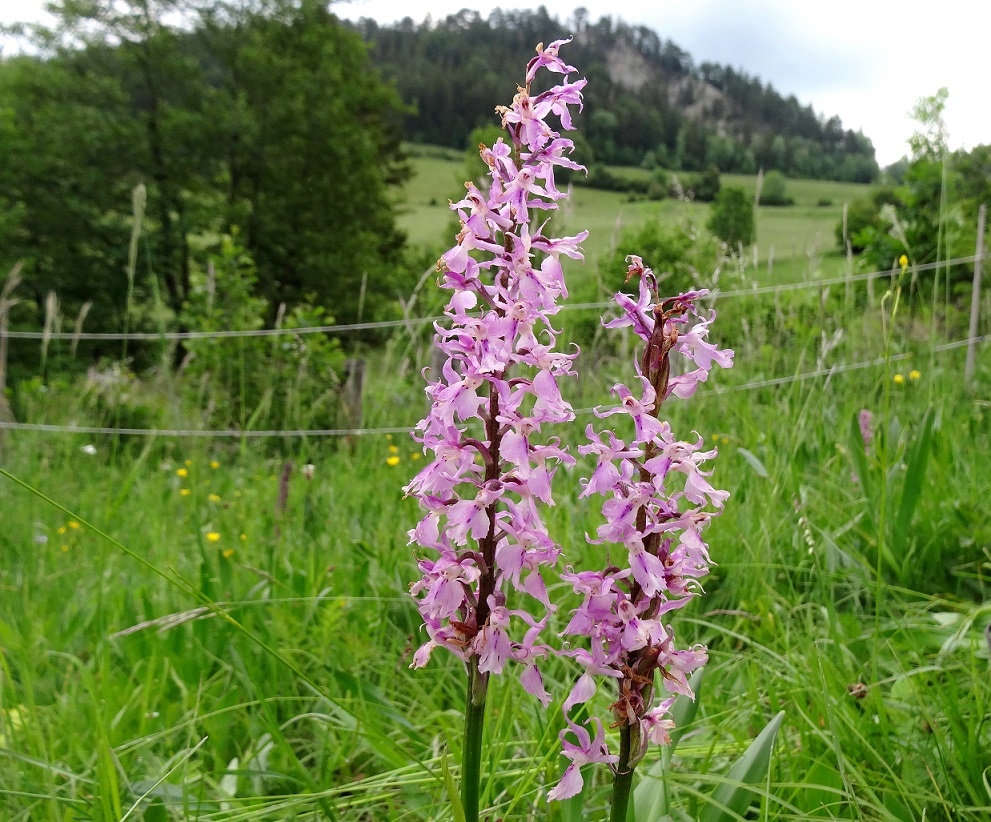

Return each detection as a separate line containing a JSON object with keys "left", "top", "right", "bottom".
{"left": 2, "top": 333, "right": 986, "bottom": 439}
{"left": 2, "top": 254, "right": 984, "bottom": 343}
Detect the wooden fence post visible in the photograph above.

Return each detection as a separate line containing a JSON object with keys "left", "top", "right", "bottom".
{"left": 342, "top": 357, "right": 365, "bottom": 449}
{"left": 0, "top": 264, "right": 23, "bottom": 451}
{"left": 0, "top": 263, "right": 23, "bottom": 399}
{"left": 964, "top": 204, "right": 986, "bottom": 386}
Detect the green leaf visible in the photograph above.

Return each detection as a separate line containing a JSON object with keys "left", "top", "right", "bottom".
{"left": 846, "top": 411, "right": 874, "bottom": 506}
{"left": 737, "top": 448, "right": 769, "bottom": 479}
{"left": 892, "top": 406, "right": 935, "bottom": 557}
{"left": 441, "top": 750, "right": 466, "bottom": 822}
{"left": 140, "top": 799, "right": 168, "bottom": 822}
{"left": 634, "top": 757, "right": 670, "bottom": 821}
{"left": 697, "top": 710, "right": 784, "bottom": 822}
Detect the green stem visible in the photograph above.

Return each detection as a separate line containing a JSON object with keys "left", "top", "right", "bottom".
{"left": 610, "top": 723, "right": 634, "bottom": 822}
{"left": 462, "top": 656, "right": 489, "bottom": 822}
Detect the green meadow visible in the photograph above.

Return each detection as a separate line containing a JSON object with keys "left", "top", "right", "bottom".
{"left": 396, "top": 151, "right": 872, "bottom": 288}
{"left": 2, "top": 154, "right": 990, "bottom": 820}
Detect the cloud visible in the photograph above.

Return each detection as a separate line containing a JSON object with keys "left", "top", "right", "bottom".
{"left": 643, "top": 0, "right": 882, "bottom": 98}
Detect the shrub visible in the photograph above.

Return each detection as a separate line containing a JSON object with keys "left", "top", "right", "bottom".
{"left": 602, "top": 217, "right": 718, "bottom": 295}
{"left": 689, "top": 163, "right": 722, "bottom": 202}
{"left": 759, "top": 170, "right": 793, "bottom": 205}
{"left": 708, "top": 187, "right": 755, "bottom": 247}
{"left": 180, "top": 231, "right": 345, "bottom": 432}
{"left": 835, "top": 188, "right": 902, "bottom": 253}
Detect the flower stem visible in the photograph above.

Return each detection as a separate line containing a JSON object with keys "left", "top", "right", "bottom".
{"left": 610, "top": 724, "right": 634, "bottom": 822}
{"left": 462, "top": 656, "right": 489, "bottom": 822}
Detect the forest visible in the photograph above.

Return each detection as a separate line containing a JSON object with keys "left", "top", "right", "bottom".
{"left": 350, "top": 7, "right": 880, "bottom": 181}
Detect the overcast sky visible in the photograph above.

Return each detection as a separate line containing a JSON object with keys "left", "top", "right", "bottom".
{"left": 2, "top": 0, "right": 987, "bottom": 167}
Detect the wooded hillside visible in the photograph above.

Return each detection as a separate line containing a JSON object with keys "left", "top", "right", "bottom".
{"left": 350, "top": 7, "right": 879, "bottom": 182}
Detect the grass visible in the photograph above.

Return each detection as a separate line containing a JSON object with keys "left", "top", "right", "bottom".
{"left": 2, "top": 148, "right": 990, "bottom": 820}
{"left": 2, "top": 261, "right": 990, "bottom": 819}
{"left": 394, "top": 152, "right": 874, "bottom": 292}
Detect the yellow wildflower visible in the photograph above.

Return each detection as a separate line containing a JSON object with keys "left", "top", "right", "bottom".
{"left": 210, "top": 460, "right": 220, "bottom": 469}
{"left": 386, "top": 434, "right": 393, "bottom": 440}
{"left": 57, "top": 526, "right": 67, "bottom": 535}
{"left": 388, "top": 444, "right": 399, "bottom": 454}
{"left": 386, "top": 455, "right": 401, "bottom": 467}
{"left": 206, "top": 532, "right": 221, "bottom": 542}
{"left": 184, "top": 459, "right": 192, "bottom": 467}
{"left": 176, "top": 468, "right": 188, "bottom": 478}
{"left": 899, "top": 254, "right": 908, "bottom": 268}
{"left": 410, "top": 453, "right": 421, "bottom": 460}
{"left": 68, "top": 521, "right": 80, "bottom": 530}
{"left": 909, "top": 369, "right": 921, "bottom": 380}
{"left": 208, "top": 493, "right": 221, "bottom": 502}
{"left": 60, "top": 545, "right": 69, "bottom": 553}
{"left": 221, "top": 548, "right": 235, "bottom": 559}
{"left": 179, "top": 488, "right": 191, "bottom": 497}
{"left": 240, "top": 533, "right": 247, "bottom": 541}
{"left": 893, "top": 373, "right": 905, "bottom": 384}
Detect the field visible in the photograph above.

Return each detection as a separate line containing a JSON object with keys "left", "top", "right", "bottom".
{"left": 396, "top": 150, "right": 873, "bottom": 288}
{"left": 1, "top": 154, "right": 990, "bottom": 821}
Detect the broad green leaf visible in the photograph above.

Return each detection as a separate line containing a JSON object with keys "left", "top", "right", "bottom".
{"left": 634, "top": 757, "right": 669, "bottom": 821}
{"left": 328, "top": 664, "right": 425, "bottom": 741}
{"left": 140, "top": 799, "right": 169, "bottom": 822}
{"left": 697, "top": 710, "right": 784, "bottom": 822}
{"left": 127, "top": 780, "right": 204, "bottom": 813}
{"left": 793, "top": 761, "right": 845, "bottom": 817}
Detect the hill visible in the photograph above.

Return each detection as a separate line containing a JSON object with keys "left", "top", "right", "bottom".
{"left": 349, "top": 8, "right": 879, "bottom": 182}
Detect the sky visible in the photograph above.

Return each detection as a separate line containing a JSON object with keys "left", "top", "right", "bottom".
{"left": 2, "top": 0, "right": 987, "bottom": 167}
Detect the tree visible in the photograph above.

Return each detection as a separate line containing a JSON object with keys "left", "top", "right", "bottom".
{"left": 204, "top": 0, "right": 411, "bottom": 320}
{"left": 0, "top": 54, "right": 139, "bottom": 341}
{"left": 834, "top": 188, "right": 902, "bottom": 253}
{"left": 908, "top": 88, "right": 949, "bottom": 162}
{"left": 36, "top": 0, "right": 215, "bottom": 318}
{"left": 708, "top": 187, "right": 755, "bottom": 247}
{"left": 3, "top": 0, "right": 412, "bottom": 345}
{"left": 759, "top": 169, "right": 792, "bottom": 205}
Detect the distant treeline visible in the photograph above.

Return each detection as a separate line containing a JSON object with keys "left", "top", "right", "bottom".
{"left": 350, "top": 8, "right": 879, "bottom": 183}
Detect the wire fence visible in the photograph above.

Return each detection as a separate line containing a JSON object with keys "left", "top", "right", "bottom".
{"left": 2, "top": 253, "right": 985, "bottom": 343}
{"left": 2, "top": 332, "right": 986, "bottom": 439}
